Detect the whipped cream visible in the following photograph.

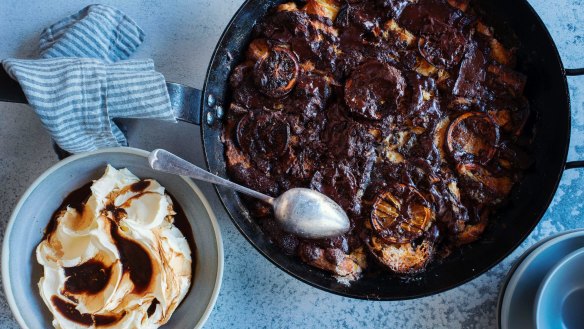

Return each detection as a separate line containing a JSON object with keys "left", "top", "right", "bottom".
{"left": 37, "top": 165, "right": 192, "bottom": 329}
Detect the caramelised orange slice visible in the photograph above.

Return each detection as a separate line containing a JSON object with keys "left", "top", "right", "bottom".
{"left": 365, "top": 235, "right": 434, "bottom": 274}
{"left": 447, "top": 112, "right": 499, "bottom": 164}
{"left": 236, "top": 112, "right": 290, "bottom": 159}
{"left": 254, "top": 46, "right": 299, "bottom": 98}
{"left": 371, "top": 184, "right": 433, "bottom": 244}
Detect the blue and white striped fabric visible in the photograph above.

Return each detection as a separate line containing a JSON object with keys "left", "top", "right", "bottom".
{"left": 2, "top": 4, "right": 175, "bottom": 153}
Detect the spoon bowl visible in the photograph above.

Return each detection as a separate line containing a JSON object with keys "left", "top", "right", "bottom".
{"left": 148, "top": 149, "right": 350, "bottom": 239}
{"left": 273, "top": 188, "right": 350, "bottom": 239}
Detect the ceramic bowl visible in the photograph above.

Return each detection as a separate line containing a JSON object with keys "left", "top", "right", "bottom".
{"left": 535, "top": 247, "right": 584, "bottom": 329}
{"left": 2, "top": 147, "right": 223, "bottom": 329}
{"left": 498, "top": 229, "right": 584, "bottom": 329}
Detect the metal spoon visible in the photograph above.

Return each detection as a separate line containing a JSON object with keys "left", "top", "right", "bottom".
{"left": 148, "top": 149, "right": 350, "bottom": 239}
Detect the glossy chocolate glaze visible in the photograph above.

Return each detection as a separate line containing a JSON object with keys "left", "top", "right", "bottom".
{"left": 224, "top": 0, "right": 531, "bottom": 277}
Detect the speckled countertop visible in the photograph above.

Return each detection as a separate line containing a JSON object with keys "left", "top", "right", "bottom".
{"left": 0, "top": 1, "right": 582, "bottom": 328}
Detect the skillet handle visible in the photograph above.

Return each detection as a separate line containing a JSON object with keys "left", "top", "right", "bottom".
{"left": 564, "top": 68, "right": 584, "bottom": 169}
{"left": 52, "top": 82, "right": 203, "bottom": 158}
{"left": 0, "top": 65, "right": 27, "bottom": 103}
{"left": 565, "top": 68, "right": 584, "bottom": 76}
{"left": 0, "top": 65, "right": 73, "bottom": 158}
{"left": 166, "top": 82, "right": 202, "bottom": 126}
{"left": 566, "top": 161, "right": 584, "bottom": 170}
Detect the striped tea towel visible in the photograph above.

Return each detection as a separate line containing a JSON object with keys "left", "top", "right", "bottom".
{"left": 2, "top": 4, "right": 175, "bottom": 154}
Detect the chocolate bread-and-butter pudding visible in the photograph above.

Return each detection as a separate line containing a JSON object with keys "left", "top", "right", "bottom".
{"left": 223, "top": 0, "right": 531, "bottom": 282}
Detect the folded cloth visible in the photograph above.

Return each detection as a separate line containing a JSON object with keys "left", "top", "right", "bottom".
{"left": 2, "top": 4, "right": 175, "bottom": 153}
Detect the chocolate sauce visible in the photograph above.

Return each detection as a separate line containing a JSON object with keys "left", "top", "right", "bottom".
{"left": 51, "top": 296, "right": 123, "bottom": 327}
{"left": 146, "top": 298, "right": 160, "bottom": 317}
{"left": 109, "top": 222, "right": 153, "bottom": 293}
{"left": 51, "top": 296, "right": 93, "bottom": 326}
{"left": 398, "top": 0, "right": 467, "bottom": 34}
{"left": 64, "top": 260, "right": 111, "bottom": 295}
{"left": 107, "top": 183, "right": 196, "bottom": 294}
{"left": 344, "top": 61, "right": 406, "bottom": 119}
{"left": 130, "top": 180, "right": 151, "bottom": 192}
{"left": 44, "top": 182, "right": 92, "bottom": 239}
{"left": 94, "top": 313, "right": 123, "bottom": 326}
{"left": 105, "top": 203, "right": 127, "bottom": 222}
{"left": 453, "top": 42, "right": 486, "bottom": 98}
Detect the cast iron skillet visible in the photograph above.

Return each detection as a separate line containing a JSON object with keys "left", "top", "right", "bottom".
{"left": 1, "top": 0, "right": 583, "bottom": 300}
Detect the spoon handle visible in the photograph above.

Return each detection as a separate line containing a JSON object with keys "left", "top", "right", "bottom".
{"left": 148, "top": 149, "right": 275, "bottom": 204}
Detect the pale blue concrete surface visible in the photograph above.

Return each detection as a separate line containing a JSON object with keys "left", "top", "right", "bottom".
{"left": 0, "top": 1, "right": 582, "bottom": 328}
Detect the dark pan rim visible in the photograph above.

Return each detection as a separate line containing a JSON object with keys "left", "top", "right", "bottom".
{"left": 200, "top": 0, "right": 572, "bottom": 300}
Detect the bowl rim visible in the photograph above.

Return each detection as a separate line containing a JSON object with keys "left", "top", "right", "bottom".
{"left": 1, "top": 147, "right": 224, "bottom": 329}
{"left": 499, "top": 229, "right": 584, "bottom": 329}
{"left": 534, "top": 246, "right": 584, "bottom": 328}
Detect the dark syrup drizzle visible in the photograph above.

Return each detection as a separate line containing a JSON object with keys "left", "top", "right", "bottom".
{"left": 146, "top": 298, "right": 160, "bottom": 317}
{"left": 130, "top": 179, "right": 151, "bottom": 192}
{"left": 64, "top": 260, "right": 112, "bottom": 295}
{"left": 43, "top": 182, "right": 92, "bottom": 239}
{"left": 51, "top": 296, "right": 93, "bottom": 325}
{"left": 51, "top": 296, "right": 123, "bottom": 326}
{"left": 109, "top": 221, "right": 153, "bottom": 293}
